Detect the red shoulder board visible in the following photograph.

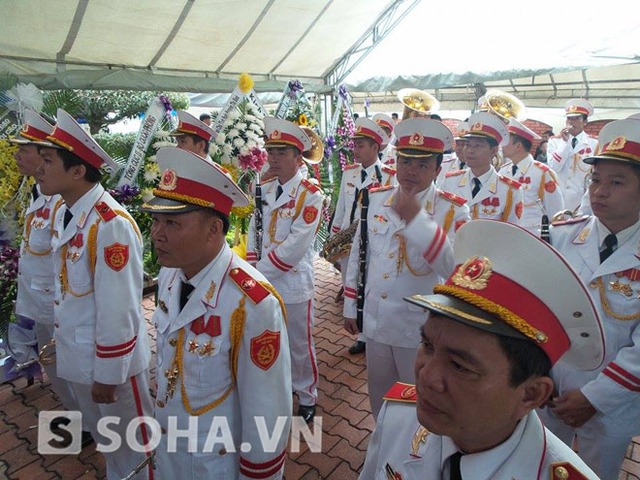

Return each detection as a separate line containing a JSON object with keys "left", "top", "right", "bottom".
{"left": 343, "top": 163, "right": 359, "bottom": 171}
{"left": 445, "top": 169, "right": 465, "bottom": 178}
{"left": 534, "top": 161, "right": 550, "bottom": 172}
{"left": 383, "top": 382, "right": 417, "bottom": 403}
{"left": 499, "top": 174, "right": 522, "bottom": 189}
{"left": 301, "top": 178, "right": 322, "bottom": 194}
{"left": 381, "top": 165, "right": 396, "bottom": 175}
{"left": 95, "top": 201, "right": 116, "bottom": 221}
{"left": 229, "top": 267, "right": 270, "bottom": 304}
{"left": 438, "top": 190, "right": 467, "bottom": 206}
{"left": 550, "top": 462, "right": 590, "bottom": 480}
{"left": 552, "top": 215, "right": 590, "bottom": 227}
{"left": 370, "top": 185, "right": 394, "bottom": 194}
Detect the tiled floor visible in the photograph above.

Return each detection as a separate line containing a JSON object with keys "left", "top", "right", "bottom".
{"left": 1, "top": 258, "right": 639, "bottom": 479}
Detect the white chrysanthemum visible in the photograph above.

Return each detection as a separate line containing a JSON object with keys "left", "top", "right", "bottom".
{"left": 228, "top": 128, "right": 239, "bottom": 138}
{"left": 144, "top": 168, "right": 159, "bottom": 183}
{"left": 141, "top": 188, "right": 155, "bottom": 203}
{"left": 215, "top": 133, "right": 225, "bottom": 144}
{"left": 228, "top": 110, "right": 240, "bottom": 121}
{"left": 235, "top": 122, "right": 247, "bottom": 131}
{"left": 147, "top": 155, "right": 157, "bottom": 163}
{"left": 233, "top": 137, "right": 246, "bottom": 148}
{"left": 245, "top": 114, "right": 257, "bottom": 122}
{"left": 250, "top": 123, "right": 263, "bottom": 132}
{"left": 209, "top": 143, "right": 219, "bottom": 155}
{"left": 223, "top": 144, "right": 233, "bottom": 155}
{"left": 154, "top": 129, "right": 171, "bottom": 139}
{"left": 238, "top": 145, "right": 250, "bottom": 156}
{"left": 246, "top": 131, "right": 259, "bottom": 141}
{"left": 153, "top": 140, "right": 175, "bottom": 149}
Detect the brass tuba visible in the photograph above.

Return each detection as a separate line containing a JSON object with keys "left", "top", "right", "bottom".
{"left": 301, "top": 127, "right": 324, "bottom": 164}
{"left": 397, "top": 88, "right": 440, "bottom": 121}
{"left": 478, "top": 89, "right": 526, "bottom": 123}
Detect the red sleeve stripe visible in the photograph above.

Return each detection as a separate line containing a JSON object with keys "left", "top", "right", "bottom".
{"left": 96, "top": 341, "right": 136, "bottom": 358}
{"left": 239, "top": 450, "right": 286, "bottom": 478}
{"left": 605, "top": 362, "right": 640, "bottom": 388}
{"left": 423, "top": 227, "right": 446, "bottom": 264}
{"left": 331, "top": 225, "right": 341, "bottom": 233}
{"left": 603, "top": 368, "right": 640, "bottom": 392}
{"left": 552, "top": 152, "right": 562, "bottom": 162}
{"left": 268, "top": 251, "right": 292, "bottom": 272}
{"left": 246, "top": 252, "right": 258, "bottom": 261}
{"left": 344, "top": 286, "right": 357, "bottom": 299}
{"left": 96, "top": 336, "right": 137, "bottom": 352}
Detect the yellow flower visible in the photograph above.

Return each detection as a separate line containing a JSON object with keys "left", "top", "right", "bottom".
{"left": 221, "top": 162, "right": 240, "bottom": 182}
{"left": 231, "top": 202, "right": 255, "bottom": 220}
{"left": 297, "top": 114, "right": 309, "bottom": 126}
{"left": 238, "top": 73, "right": 254, "bottom": 94}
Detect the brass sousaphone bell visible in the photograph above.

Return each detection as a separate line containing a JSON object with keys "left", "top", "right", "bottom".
{"left": 300, "top": 127, "right": 324, "bottom": 165}
{"left": 397, "top": 88, "right": 440, "bottom": 121}
{"left": 478, "top": 89, "right": 526, "bottom": 123}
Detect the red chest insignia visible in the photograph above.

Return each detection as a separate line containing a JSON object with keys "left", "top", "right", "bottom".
{"left": 282, "top": 199, "right": 295, "bottom": 209}
{"left": 250, "top": 330, "right": 281, "bottom": 371}
{"left": 35, "top": 207, "right": 50, "bottom": 219}
{"left": 545, "top": 180, "right": 557, "bottom": 193}
{"left": 104, "top": 242, "right": 129, "bottom": 271}
{"left": 303, "top": 205, "right": 318, "bottom": 224}
{"left": 518, "top": 176, "right": 531, "bottom": 185}
{"left": 69, "top": 233, "right": 84, "bottom": 248}
{"left": 190, "top": 315, "right": 221, "bottom": 337}
{"left": 481, "top": 197, "right": 500, "bottom": 207}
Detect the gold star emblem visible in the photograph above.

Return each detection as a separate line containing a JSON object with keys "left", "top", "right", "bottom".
{"left": 188, "top": 338, "right": 199, "bottom": 353}
{"left": 199, "top": 341, "right": 215, "bottom": 356}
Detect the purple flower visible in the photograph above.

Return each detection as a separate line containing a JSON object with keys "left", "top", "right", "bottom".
{"left": 109, "top": 184, "right": 141, "bottom": 204}
{"left": 0, "top": 245, "right": 19, "bottom": 283}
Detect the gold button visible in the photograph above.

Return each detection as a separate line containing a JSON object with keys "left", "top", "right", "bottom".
{"left": 157, "top": 400, "right": 165, "bottom": 408}
{"left": 44, "top": 288, "right": 50, "bottom": 292}
{"left": 383, "top": 273, "right": 389, "bottom": 279}
{"left": 293, "top": 268, "right": 298, "bottom": 273}
{"left": 381, "top": 293, "right": 387, "bottom": 299}
{"left": 388, "top": 252, "right": 394, "bottom": 258}
{"left": 169, "top": 338, "right": 177, "bottom": 347}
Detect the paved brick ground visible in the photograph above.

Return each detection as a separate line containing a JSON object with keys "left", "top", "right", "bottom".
{"left": 1, "top": 258, "right": 639, "bottom": 479}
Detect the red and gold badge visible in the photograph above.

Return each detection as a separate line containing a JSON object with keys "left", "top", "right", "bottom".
{"left": 303, "top": 205, "right": 318, "bottom": 224}
{"left": 160, "top": 169, "right": 178, "bottom": 191}
{"left": 104, "top": 242, "right": 129, "bottom": 271}
{"left": 452, "top": 256, "right": 493, "bottom": 290}
{"left": 250, "top": 330, "right": 281, "bottom": 371}
{"left": 545, "top": 180, "right": 557, "bottom": 193}
{"left": 409, "top": 132, "right": 424, "bottom": 146}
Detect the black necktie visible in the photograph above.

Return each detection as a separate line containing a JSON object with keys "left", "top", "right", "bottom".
{"left": 471, "top": 178, "right": 482, "bottom": 198}
{"left": 180, "top": 281, "right": 194, "bottom": 311}
{"left": 599, "top": 234, "right": 618, "bottom": 263}
{"left": 511, "top": 164, "right": 518, "bottom": 176}
{"left": 459, "top": 161, "right": 466, "bottom": 170}
{"left": 571, "top": 137, "right": 578, "bottom": 149}
{"left": 276, "top": 185, "right": 283, "bottom": 200}
{"left": 449, "top": 452, "right": 463, "bottom": 480}
{"left": 31, "top": 184, "right": 39, "bottom": 201}
{"left": 361, "top": 169, "right": 367, "bottom": 183}
{"left": 63, "top": 209, "right": 73, "bottom": 228}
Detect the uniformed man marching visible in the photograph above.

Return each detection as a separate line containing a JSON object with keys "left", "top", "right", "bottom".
{"left": 439, "top": 112, "right": 523, "bottom": 224}
{"left": 499, "top": 118, "right": 564, "bottom": 235}
{"left": 538, "top": 117, "right": 640, "bottom": 479}
{"left": 343, "top": 118, "right": 466, "bottom": 419}
{"left": 246, "top": 117, "right": 323, "bottom": 423}
{"left": 360, "top": 220, "right": 602, "bottom": 480}
{"left": 547, "top": 99, "right": 598, "bottom": 212}
{"left": 143, "top": 148, "right": 292, "bottom": 479}
{"left": 38, "top": 109, "right": 153, "bottom": 480}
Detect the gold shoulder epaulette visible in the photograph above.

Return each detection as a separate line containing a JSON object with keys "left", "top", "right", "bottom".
{"left": 534, "top": 161, "right": 551, "bottom": 172}
{"left": 445, "top": 169, "right": 465, "bottom": 178}
{"left": 550, "top": 462, "right": 590, "bottom": 480}
{"left": 370, "top": 184, "right": 394, "bottom": 194}
{"left": 381, "top": 165, "right": 396, "bottom": 175}
{"left": 552, "top": 215, "right": 590, "bottom": 227}
{"left": 499, "top": 174, "right": 522, "bottom": 189}
{"left": 229, "top": 267, "right": 270, "bottom": 304}
{"left": 438, "top": 190, "right": 467, "bottom": 206}
{"left": 95, "top": 201, "right": 116, "bottom": 221}
{"left": 383, "top": 382, "right": 417, "bottom": 403}
{"left": 301, "top": 178, "right": 322, "bottom": 194}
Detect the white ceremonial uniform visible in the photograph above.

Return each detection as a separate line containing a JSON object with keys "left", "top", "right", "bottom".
{"left": 539, "top": 216, "right": 640, "bottom": 479}
{"left": 439, "top": 167, "right": 523, "bottom": 224}
{"left": 436, "top": 153, "right": 465, "bottom": 186}
{"left": 380, "top": 144, "right": 396, "bottom": 166}
{"left": 547, "top": 132, "right": 598, "bottom": 211}
{"left": 343, "top": 185, "right": 456, "bottom": 418}
{"left": 499, "top": 155, "right": 564, "bottom": 235}
{"left": 16, "top": 187, "right": 79, "bottom": 411}
{"left": 247, "top": 171, "right": 323, "bottom": 406}
{"left": 361, "top": 394, "right": 599, "bottom": 480}
{"left": 153, "top": 244, "right": 292, "bottom": 479}
{"left": 51, "top": 183, "right": 152, "bottom": 480}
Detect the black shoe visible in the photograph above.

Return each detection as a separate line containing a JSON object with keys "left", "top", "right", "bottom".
{"left": 348, "top": 340, "right": 366, "bottom": 355}
{"left": 297, "top": 405, "right": 316, "bottom": 424}
{"left": 81, "top": 431, "right": 94, "bottom": 448}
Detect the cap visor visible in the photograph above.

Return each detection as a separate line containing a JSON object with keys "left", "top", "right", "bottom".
{"left": 582, "top": 154, "right": 639, "bottom": 165}
{"left": 140, "top": 195, "right": 203, "bottom": 214}
{"left": 404, "top": 293, "right": 527, "bottom": 341}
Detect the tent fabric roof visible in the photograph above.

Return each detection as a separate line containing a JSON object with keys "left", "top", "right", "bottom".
{"left": 0, "top": 0, "right": 397, "bottom": 93}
